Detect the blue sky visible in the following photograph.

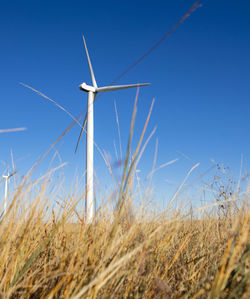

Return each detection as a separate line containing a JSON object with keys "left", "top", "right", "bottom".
{"left": 0, "top": 0, "right": 249, "bottom": 207}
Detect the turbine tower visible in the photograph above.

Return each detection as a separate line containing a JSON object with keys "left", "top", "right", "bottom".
{"left": 79, "top": 35, "right": 150, "bottom": 223}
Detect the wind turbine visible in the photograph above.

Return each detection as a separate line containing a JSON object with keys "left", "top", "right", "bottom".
{"left": 2, "top": 171, "right": 16, "bottom": 216}
{"left": 78, "top": 35, "right": 150, "bottom": 223}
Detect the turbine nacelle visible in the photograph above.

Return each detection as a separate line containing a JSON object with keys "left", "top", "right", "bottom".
{"left": 79, "top": 82, "right": 96, "bottom": 93}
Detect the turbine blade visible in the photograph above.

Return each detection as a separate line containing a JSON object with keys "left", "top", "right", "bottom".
{"left": 96, "top": 83, "right": 150, "bottom": 93}
{"left": 82, "top": 35, "right": 97, "bottom": 88}
{"left": 75, "top": 113, "right": 87, "bottom": 153}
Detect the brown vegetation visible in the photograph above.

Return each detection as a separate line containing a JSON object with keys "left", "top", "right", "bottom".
{"left": 0, "top": 97, "right": 249, "bottom": 298}
{"left": 0, "top": 176, "right": 249, "bottom": 298}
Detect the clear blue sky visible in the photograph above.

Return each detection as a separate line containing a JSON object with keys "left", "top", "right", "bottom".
{"left": 0, "top": 0, "right": 249, "bottom": 206}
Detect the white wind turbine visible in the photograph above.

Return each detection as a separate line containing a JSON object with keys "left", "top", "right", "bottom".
{"left": 2, "top": 171, "right": 16, "bottom": 217}
{"left": 79, "top": 35, "right": 150, "bottom": 223}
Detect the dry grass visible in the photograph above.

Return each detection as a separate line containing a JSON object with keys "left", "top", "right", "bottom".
{"left": 0, "top": 167, "right": 249, "bottom": 299}
{"left": 0, "top": 97, "right": 249, "bottom": 298}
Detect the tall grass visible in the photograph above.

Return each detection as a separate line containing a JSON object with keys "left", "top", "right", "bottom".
{"left": 0, "top": 98, "right": 249, "bottom": 298}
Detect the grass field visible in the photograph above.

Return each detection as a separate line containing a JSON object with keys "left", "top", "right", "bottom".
{"left": 0, "top": 101, "right": 249, "bottom": 298}
{"left": 0, "top": 180, "right": 249, "bottom": 298}
{"left": 0, "top": 153, "right": 249, "bottom": 299}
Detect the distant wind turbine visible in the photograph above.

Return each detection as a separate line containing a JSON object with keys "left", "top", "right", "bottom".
{"left": 2, "top": 171, "right": 16, "bottom": 216}
{"left": 78, "top": 35, "right": 150, "bottom": 223}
